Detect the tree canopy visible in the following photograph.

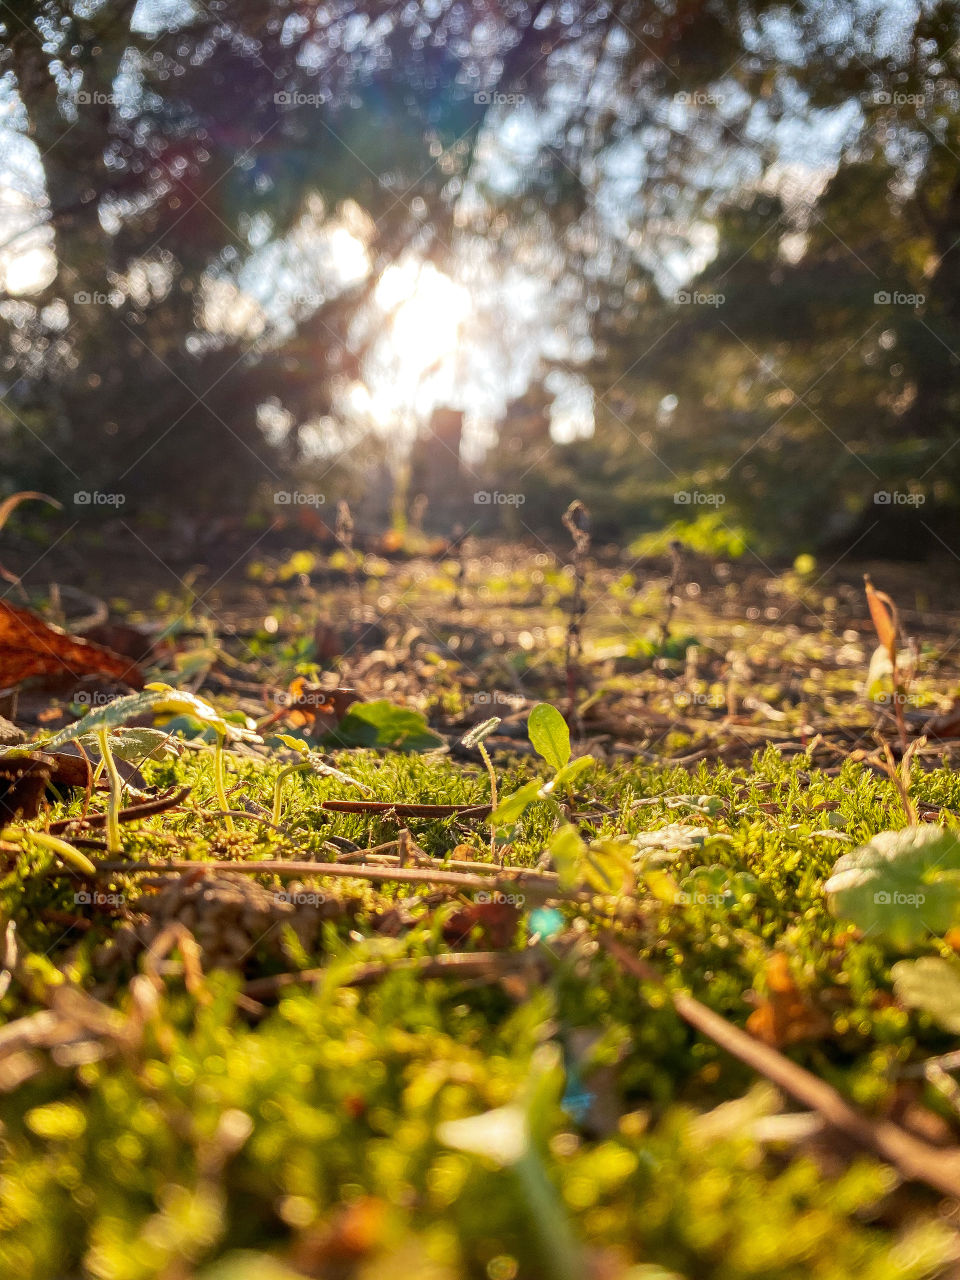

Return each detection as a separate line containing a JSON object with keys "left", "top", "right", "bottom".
{"left": 1, "top": 1, "right": 958, "bottom": 550}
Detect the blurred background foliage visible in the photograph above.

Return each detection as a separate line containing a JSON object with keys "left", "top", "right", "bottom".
{"left": 1, "top": 0, "right": 959, "bottom": 554}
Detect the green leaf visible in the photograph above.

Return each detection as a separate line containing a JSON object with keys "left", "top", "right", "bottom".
{"left": 323, "top": 700, "right": 442, "bottom": 752}
{"left": 527, "top": 704, "right": 570, "bottom": 772}
{"left": 489, "top": 780, "right": 545, "bottom": 827}
{"left": 582, "top": 836, "right": 635, "bottom": 894}
{"left": 548, "top": 823, "right": 586, "bottom": 890}
{"left": 892, "top": 957, "right": 960, "bottom": 1033}
{"left": 550, "top": 755, "right": 594, "bottom": 792}
{"left": 41, "top": 691, "right": 166, "bottom": 751}
{"left": 824, "top": 825, "right": 960, "bottom": 950}
{"left": 76, "top": 728, "right": 180, "bottom": 764}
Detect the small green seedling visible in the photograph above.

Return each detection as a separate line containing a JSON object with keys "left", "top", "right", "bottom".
{"left": 460, "top": 717, "right": 501, "bottom": 857}
{"left": 42, "top": 689, "right": 173, "bottom": 854}
{"left": 39, "top": 685, "right": 259, "bottom": 851}
{"left": 271, "top": 733, "right": 371, "bottom": 824}
{"left": 145, "top": 684, "right": 261, "bottom": 834}
{"left": 487, "top": 703, "right": 594, "bottom": 843}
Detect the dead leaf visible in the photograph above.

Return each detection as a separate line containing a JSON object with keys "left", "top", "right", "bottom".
{"left": 0, "top": 752, "right": 53, "bottom": 821}
{"left": 442, "top": 899, "right": 520, "bottom": 950}
{"left": 864, "top": 574, "right": 898, "bottom": 665}
{"left": 80, "top": 622, "right": 169, "bottom": 667}
{"left": 261, "top": 679, "right": 355, "bottom": 735}
{"left": 746, "top": 952, "right": 831, "bottom": 1048}
{"left": 923, "top": 702, "right": 960, "bottom": 739}
{"left": 0, "top": 600, "right": 143, "bottom": 688}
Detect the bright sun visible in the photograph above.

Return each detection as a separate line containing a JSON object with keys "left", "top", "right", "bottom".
{"left": 375, "top": 260, "right": 469, "bottom": 374}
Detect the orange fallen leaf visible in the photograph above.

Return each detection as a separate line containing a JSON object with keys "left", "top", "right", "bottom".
{"left": 746, "top": 952, "right": 831, "bottom": 1048}
{"left": 260, "top": 678, "right": 355, "bottom": 735}
{"left": 0, "top": 600, "right": 143, "bottom": 688}
{"left": 864, "top": 573, "right": 899, "bottom": 664}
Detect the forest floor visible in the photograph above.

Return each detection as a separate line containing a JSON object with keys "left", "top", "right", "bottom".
{"left": 3, "top": 533, "right": 960, "bottom": 1278}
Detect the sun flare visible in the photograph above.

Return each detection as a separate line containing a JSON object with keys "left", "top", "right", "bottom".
{"left": 375, "top": 260, "right": 469, "bottom": 373}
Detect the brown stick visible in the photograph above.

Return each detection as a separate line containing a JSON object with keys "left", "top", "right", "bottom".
{"left": 60, "top": 857, "right": 565, "bottom": 897}
{"left": 602, "top": 933, "right": 960, "bottom": 1200}
{"left": 49, "top": 786, "right": 192, "bottom": 833}
{"left": 315, "top": 799, "right": 492, "bottom": 819}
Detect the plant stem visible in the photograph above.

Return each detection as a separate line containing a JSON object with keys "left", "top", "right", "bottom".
{"left": 478, "top": 740, "right": 498, "bottom": 859}
{"left": 214, "top": 732, "right": 234, "bottom": 832}
{"left": 272, "top": 762, "right": 305, "bottom": 826}
{"left": 97, "top": 727, "right": 123, "bottom": 855}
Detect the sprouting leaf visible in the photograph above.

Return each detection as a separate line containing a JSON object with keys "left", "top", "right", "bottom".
{"left": 489, "top": 780, "right": 544, "bottom": 827}
{"left": 76, "top": 727, "right": 180, "bottom": 764}
{"left": 824, "top": 825, "right": 960, "bottom": 949}
{"left": 892, "top": 957, "right": 960, "bottom": 1033}
{"left": 323, "top": 700, "right": 442, "bottom": 752}
{"left": 864, "top": 574, "right": 898, "bottom": 664}
{"left": 41, "top": 690, "right": 163, "bottom": 751}
{"left": 461, "top": 717, "right": 501, "bottom": 749}
{"left": 144, "top": 684, "right": 227, "bottom": 733}
{"left": 527, "top": 704, "right": 571, "bottom": 772}
{"left": 41, "top": 685, "right": 260, "bottom": 755}
{"left": 549, "top": 755, "right": 594, "bottom": 792}
{"left": 274, "top": 733, "right": 369, "bottom": 791}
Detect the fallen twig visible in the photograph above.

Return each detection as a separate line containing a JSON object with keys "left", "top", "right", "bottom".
{"left": 56, "top": 856, "right": 567, "bottom": 897}
{"left": 49, "top": 786, "right": 192, "bottom": 833}
{"left": 602, "top": 931, "right": 960, "bottom": 1200}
